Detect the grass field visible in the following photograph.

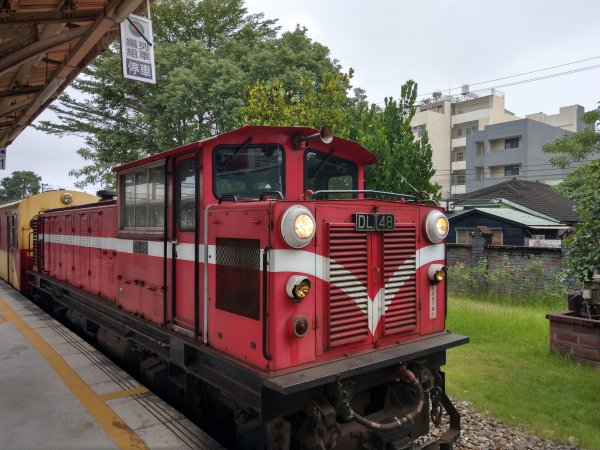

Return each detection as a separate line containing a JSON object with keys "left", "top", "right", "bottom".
{"left": 444, "top": 297, "right": 600, "bottom": 450}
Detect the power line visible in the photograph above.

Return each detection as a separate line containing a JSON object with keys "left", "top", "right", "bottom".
{"left": 418, "top": 55, "right": 600, "bottom": 99}
{"left": 465, "top": 64, "right": 600, "bottom": 96}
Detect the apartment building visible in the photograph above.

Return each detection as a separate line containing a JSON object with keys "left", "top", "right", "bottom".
{"left": 412, "top": 89, "right": 585, "bottom": 198}
{"left": 466, "top": 118, "right": 582, "bottom": 191}
{"left": 412, "top": 89, "right": 518, "bottom": 198}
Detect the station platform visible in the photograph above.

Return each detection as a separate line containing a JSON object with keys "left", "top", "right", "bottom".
{"left": 0, "top": 282, "right": 224, "bottom": 449}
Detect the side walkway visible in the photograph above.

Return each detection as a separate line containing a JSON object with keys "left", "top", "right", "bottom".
{"left": 0, "top": 282, "right": 223, "bottom": 449}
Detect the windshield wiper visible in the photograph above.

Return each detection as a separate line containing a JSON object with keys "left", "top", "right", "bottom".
{"left": 310, "top": 148, "right": 335, "bottom": 180}
{"left": 217, "top": 137, "right": 253, "bottom": 171}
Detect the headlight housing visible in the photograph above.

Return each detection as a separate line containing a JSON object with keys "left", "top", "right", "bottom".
{"left": 425, "top": 210, "right": 449, "bottom": 243}
{"left": 281, "top": 205, "right": 316, "bottom": 248}
{"left": 286, "top": 275, "right": 312, "bottom": 302}
{"left": 428, "top": 264, "right": 448, "bottom": 284}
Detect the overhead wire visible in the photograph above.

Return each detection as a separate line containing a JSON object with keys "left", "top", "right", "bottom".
{"left": 417, "top": 55, "right": 600, "bottom": 99}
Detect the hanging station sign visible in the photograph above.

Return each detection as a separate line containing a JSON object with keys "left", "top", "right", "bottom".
{"left": 120, "top": 14, "right": 156, "bottom": 84}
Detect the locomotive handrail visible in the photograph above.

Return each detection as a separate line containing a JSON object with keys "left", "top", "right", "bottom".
{"left": 218, "top": 194, "right": 238, "bottom": 204}
{"left": 262, "top": 244, "right": 272, "bottom": 361}
{"left": 259, "top": 191, "right": 283, "bottom": 201}
{"left": 310, "top": 189, "right": 417, "bottom": 202}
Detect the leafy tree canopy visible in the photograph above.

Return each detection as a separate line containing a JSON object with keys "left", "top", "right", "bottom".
{"left": 361, "top": 81, "right": 440, "bottom": 199}
{"left": 548, "top": 104, "right": 600, "bottom": 282}
{"left": 0, "top": 171, "right": 41, "bottom": 202}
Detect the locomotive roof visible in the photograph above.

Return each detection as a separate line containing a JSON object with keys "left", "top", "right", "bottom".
{"left": 114, "top": 125, "right": 378, "bottom": 172}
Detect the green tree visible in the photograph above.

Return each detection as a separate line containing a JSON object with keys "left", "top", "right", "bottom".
{"left": 362, "top": 81, "right": 440, "bottom": 199}
{"left": 545, "top": 104, "right": 600, "bottom": 282}
{"left": 35, "top": 1, "right": 339, "bottom": 187}
{"left": 543, "top": 107, "right": 600, "bottom": 167}
{"left": 0, "top": 171, "right": 42, "bottom": 202}
{"left": 240, "top": 69, "right": 355, "bottom": 132}
{"left": 242, "top": 77, "right": 440, "bottom": 199}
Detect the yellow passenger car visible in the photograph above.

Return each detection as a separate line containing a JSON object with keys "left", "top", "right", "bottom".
{"left": 0, "top": 190, "right": 99, "bottom": 292}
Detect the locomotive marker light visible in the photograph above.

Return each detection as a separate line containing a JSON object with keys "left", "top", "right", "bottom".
{"left": 428, "top": 264, "right": 448, "bottom": 284}
{"left": 281, "top": 205, "right": 316, "bottom": 248}
{"left": 286, "top": 275, "right": 312, "bottom": 302}
{"left": 60, "top": 192, "right": 73, "bottom": 205}
{"left": 289, "top": 315, "right": 310, "bottom": 337}
{"left": 424, "top": 210, "right": 449, "bottom": 243}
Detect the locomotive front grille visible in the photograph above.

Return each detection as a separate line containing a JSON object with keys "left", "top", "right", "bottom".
{"left": 383, "top": 226, "right": 417, "bottom": 335}
{"left": 327, "top": 224, "right": 369, "bottom": 347}
{"left": 327, "top": 223, "right": 417, "bottom": 348}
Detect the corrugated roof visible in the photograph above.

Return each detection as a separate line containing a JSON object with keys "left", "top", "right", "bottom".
{"left": 451, "top": 207, "right": 563, "bottom": 227}
{"left": 451, "top": 179, "right": 579, "bottom": 223}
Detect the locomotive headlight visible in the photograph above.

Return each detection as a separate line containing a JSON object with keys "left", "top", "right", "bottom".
{"left": 428, "top": 264, "right": 448, "bottom": 284}
{"left": 281, "top": 205, "right": 316, "bottom": 248}
{"left": 294, "top": 214, "right": 315, "bottom": 239}
{"left": 286, "top": 275, "right": 312, "bottom": 302}
{"left": 425, "top": 210, "right": 449, "bottom": 243}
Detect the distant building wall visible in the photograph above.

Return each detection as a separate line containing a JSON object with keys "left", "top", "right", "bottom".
{"left": 412, "top": 100, "right": 452, "bottom": 197}
{"left": 526, "top": 104, "right": 585, "bottom": 132}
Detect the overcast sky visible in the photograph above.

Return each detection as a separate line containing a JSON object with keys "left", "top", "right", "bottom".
{"left": 6, "top": 0, "right": 600, "bottom": 192}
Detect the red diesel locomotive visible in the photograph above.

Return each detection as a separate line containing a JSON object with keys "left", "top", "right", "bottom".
{"left": 28, "top": 125, "right": 467, "bottom": 450}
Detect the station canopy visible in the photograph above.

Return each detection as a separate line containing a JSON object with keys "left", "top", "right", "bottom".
{"left": 0, "top": 0, "right": 147, "bottom": 148}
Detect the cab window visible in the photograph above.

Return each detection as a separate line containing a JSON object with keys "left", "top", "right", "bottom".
{"left": 304, "top": 150, "right": 358, "bottom": 199}
{"left": 119, "top": 164, "right": 165, "bottom": 232}
{"left": 213, "top": 144, "right": 284, "bottom": 199}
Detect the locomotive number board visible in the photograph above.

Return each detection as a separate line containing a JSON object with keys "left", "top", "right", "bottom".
{"left": 353, "top": 213, "right": 395, "bottom": 231}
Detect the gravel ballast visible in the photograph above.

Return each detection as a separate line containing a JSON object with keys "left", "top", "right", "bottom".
{"left": 419, "top": 399, "right": 581, "bottom": 450}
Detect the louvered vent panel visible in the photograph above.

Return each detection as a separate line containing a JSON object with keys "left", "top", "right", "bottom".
{"left": 383, "top": 226, "right": 417, "bottom": 335}
{"left": 327, "top": 224, "right": 369, "bottom": 347}
{"left": 215, "top": 238, "right": 260, "bottom": 320}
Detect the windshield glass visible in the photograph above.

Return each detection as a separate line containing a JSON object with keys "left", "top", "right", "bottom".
{"left": 304, "top": 149, "right": 358, "bottom": 199}
{"left": 213, "top": 144, "right": 284, "bottom": 199}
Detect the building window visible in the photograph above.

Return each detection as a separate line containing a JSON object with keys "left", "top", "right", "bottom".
{"left": 452, "top": 170, "right": 466, "bottom": 185}
{"left": 474, "top": 167, "right": 483, "bottom": 180}
{"left": 413, "top": 124, "right": 426, "bottom": 137}
{"left": 504, "top": 165, "right": 520, "bottom": 176}
{"left": 452, "top": 146, "right": 465, "bottom": 162}
{"left": 455, "top": 227, "right": 503, "bottom": 245}
{"left": 119, "top": 165, "right": 165, "bottom": 232}
{"left": 504, "top": 137, "right": 519, "bottom": 149}
{"left": 475, "top": 142, "right": 484, "bottom": 156}
{"left": 452, "top": 120, "right": 478, "bottom": 139}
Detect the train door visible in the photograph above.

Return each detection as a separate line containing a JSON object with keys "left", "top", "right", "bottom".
{"left": 65, "top": 214, "right": 74, "bottom": 285}
{"left": 6, "top": 214, "right": 17, "bottom": 286}
{"left": 89, "top": 211, "right": 102, "bottom": 295}
{"left": 0, "top": 214, "right": 8, "bottom": 282}
{"left": 171, "top": 156, "right": 200, "bottom": 335}
{"left": 80, "top": 213, "right": 91, "bottom": 291}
